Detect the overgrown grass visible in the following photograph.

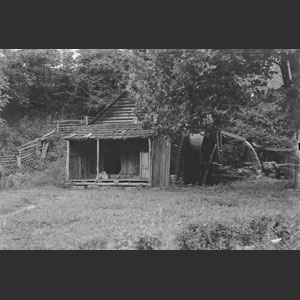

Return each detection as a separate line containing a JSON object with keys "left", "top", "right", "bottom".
{"left": 0, "top": 178, "right": 298, "bottom": 250}
{"left": 2, "top": 159, "right": 66, "bottom": 189}
{"left": 1, "top": 134, "right": 66, "bottom": 189}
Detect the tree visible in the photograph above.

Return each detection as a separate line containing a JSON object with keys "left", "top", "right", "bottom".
{"left": 74, "top": 49, "right": 132, "bottom": 114}
{"left": 128, "top": 49, "right": 274, "bottom": 137}
{"left": 0, "top": 49, "right": 84, "bottom": 120}
{"left": 0, "top": 52, "right": 10, "bottom": 124}
{"left": 270, "top": 49, "right": 300, "bottom": 188}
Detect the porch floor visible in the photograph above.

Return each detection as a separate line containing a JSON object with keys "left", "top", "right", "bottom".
{"left": 68, "top": 179, "right": 150, "bottom": 187}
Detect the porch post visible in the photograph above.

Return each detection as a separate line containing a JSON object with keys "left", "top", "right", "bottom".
{"left": 96, "top": 139, "right": 100, "bottom": 181}
{"left": 66, "top": 140, "right": 70, "bottom": 181}
{"left": 148, "top": 138, "right": 152, "bottom": 186}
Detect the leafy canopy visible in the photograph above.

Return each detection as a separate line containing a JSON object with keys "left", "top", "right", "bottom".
{"left": 128, "top": 49, "right": 274, "bottom": 137}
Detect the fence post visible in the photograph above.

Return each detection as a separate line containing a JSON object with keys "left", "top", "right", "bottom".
{"left": 17, "top": 151, "right": 21, "bottom": 168}
{"left": 85, "top": 116, "right": 88, "bottom": 125}
{"left": 56, "top": 121, "right": 60, "bottom": 132}
{"left": 36, "top": 143, "right": 40, "bottom": 155}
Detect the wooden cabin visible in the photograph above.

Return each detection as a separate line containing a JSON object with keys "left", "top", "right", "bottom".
{"left": 64, "top": 92, "right": 171, "bottom": 187}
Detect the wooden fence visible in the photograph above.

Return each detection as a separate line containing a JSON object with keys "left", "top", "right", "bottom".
{"left": 54, "top": 116, "right": 93, "bottom": 132}
{"left": 0, "top": 154, "right": 17, "bottom": 169}
{"left": 16, "top": 129, "right": 57, "bottom": 167}
{"left": 1, "top": 116, "right": 93, "bottom": 170}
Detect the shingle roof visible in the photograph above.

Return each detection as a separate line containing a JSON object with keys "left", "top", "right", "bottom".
{"left": 65, "top": 122, "right": 154, "bottom": 140}
{"left": 65, "top": 92, "right": 154, "bottom": 140}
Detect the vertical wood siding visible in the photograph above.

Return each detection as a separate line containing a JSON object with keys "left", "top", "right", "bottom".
{"left": 152, "top": 136, "right": 171, "bottom": 187}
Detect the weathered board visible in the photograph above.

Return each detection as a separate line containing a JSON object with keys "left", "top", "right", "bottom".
{"left": 69, "top": 140, "right": 97, "bottom": 180}
{"left": 152, "top": 136, "right": 171, "bottom": 187}
{"left": 140, "top": 152, "right": 150, "bottom": 179}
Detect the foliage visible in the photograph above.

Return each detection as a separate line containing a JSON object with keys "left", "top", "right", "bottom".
{"left": 0, "top": 178, "right": 298, "bottom": 249}
{"left": 175, "top": 214, "right": 291, "bottom": 250}
{"left": 223, "top": 90, "right": 294, "bottom": 147}
{"left": 0, "top": 115, "right": 55, "bottom": 154}
{"left": 73, "top": 49, "right": 132, "bottom": 113}
{"left": 128, "top": 49, "right": 275, "bottom": 137}
{"left": 1, "top": 133, "right": 66, "bottom": 189}
{"left": 0, "top": 54, "right": 10, "bottom": 124}
{"left": 266, "top": 49, "right": 300, "bottom": 133}
{"left": 1, "top": 49, "right": 61, "bottom": 119}
{"left": 134, "top": 235, "right": 162, "bottom": 250}
{"left": 0, "top": 49, "right": 137, "bottom": 122}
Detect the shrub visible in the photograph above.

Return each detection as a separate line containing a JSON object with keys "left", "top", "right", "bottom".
{"left": 1, "top": 158, "right": 65, "bottom": 189}
{"left": 175, "top": 214, "right": 294, "bottom": 250}
{"left": 134, "top": 235, "right": 162, "bottom": 250}
{"left": 0, "top": 131, "right": 67, "bottom": 189}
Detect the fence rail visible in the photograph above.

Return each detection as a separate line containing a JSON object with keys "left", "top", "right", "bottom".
{"left": 54, "top": 116, "right": 93, "bottom": 132}
{"left": 1, "top": 116, "right": 93, "bottom": 172}
{"left": 0, "top": 154, "right": 17, "bottom": 169}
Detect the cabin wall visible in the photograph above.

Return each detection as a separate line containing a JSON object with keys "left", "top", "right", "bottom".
{"left": 151, "top": 136, "right": 171, "bottom": 187}
{"left": 121, "top": 144, "right": 140, "bottom": 176}
{"left": 93, "top": 94, "right": 136, "bottom": 124}
{"left": 69, "top": 140, "right": 97, "bottom": 180}
{"left": 170, "top": 135, "right": 187, "bottom": 185}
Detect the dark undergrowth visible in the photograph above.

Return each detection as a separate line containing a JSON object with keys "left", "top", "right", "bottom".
{"left": 175, "top": 213, "right": 299, "bottom": 250}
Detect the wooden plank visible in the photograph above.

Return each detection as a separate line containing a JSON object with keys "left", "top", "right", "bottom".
{"left": 17, "top": 150, "right": 21, "bottom": 168}
{"left": 69, "top": 178, "right": 149, "bottom": 183}
{"left": 148, "top": 138, "right": 152, "bottom": 186}
{"left": 18, "top": 143, "right": 40, "bottom": 151}
{"left": 41, "top": 142, "right": 49, "bottom": 160}
{"left": 20, "top": 139, "right": 40, "bottom": 148}
{"left": 220, "top": 131, "right": 223, "bottom": 165}
{"left": 165, "top": 138, "right": 171, "bottom": 187}
{"left": 216, "top": 132, "right": 221, "bottom": 162}
{"left": 220, "top": 130, "right": 246, "bottom": 142}
{"left": 140, "top": 152, "right": 150, "bottom": 179}
{"left": 96, "top": 139, "right": 100, "bottom": 181}
{"left": 202, "top": 144, "right": 217, "bottom": 185}
{"left": 0, "top": 158, "right": 16, "bottom": 162}
{"left": 161, "top": 138, "right": 165, "bottom": 187}
{"left": 21, "top": 151, "right": 36, "bottom": 160}
{"left": 66, "top": 140, "right": 70, "bottom": 181}
{"left": 101, "top": 116, "right": 135, "bottom": 121}
{"left": 99, "top": 120, "right": 135, "bottom": 123}
{"left": 55, "top": 119, "right": 84, "bottom": 123}
{"left": 71, "top": 182, "right": 150, "bottom": 187}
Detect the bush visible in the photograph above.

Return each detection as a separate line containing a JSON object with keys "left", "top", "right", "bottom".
{"left": 78, "top": 238, "right": 107, "bottom": 250}
{"left": 134, "top": 236, "right": 162, "bottom": 250}
{"left": 1, "top": 133, "right": 66, "bottom": 189}
{"left": 1, "top": 157, "right": 66, "bottom": 189}
{"left": 175, "top": 214, "right": 293, "bottom": 250}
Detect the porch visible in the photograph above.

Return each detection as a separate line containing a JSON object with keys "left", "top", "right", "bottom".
{"left": 66, "top": 138, "right": 152, "bottom": 187}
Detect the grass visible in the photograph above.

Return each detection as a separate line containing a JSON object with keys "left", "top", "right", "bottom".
{"left": 0, "top": 178, "right": 299, "bottom": 250}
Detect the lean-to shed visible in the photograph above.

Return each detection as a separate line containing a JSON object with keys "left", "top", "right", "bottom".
{"left": 64, "top": 92, "right": 171, "bottom": 187}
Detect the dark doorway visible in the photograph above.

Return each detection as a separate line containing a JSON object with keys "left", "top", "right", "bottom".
{"left": 184, "top": 142, "right": 202, "bottom": 184}
{"left": 103, "top": 141, "right": 121, "bottom": 174}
